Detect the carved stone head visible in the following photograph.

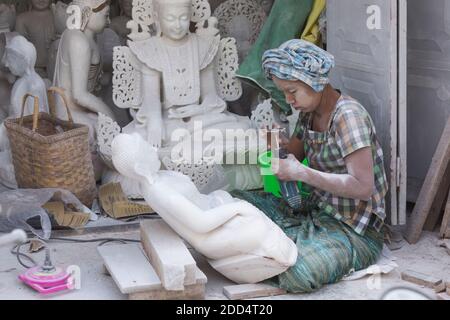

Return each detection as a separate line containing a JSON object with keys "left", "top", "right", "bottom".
{"left": 2, "top": 35, "right": 36, "bottom": 77}
{"left": 154, "top": 0, "right": 192, "bottom": 40}
{"left": 31, "top": 0, "right": 52, "bottom": 11}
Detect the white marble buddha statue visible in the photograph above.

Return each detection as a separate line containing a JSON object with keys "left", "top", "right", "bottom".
{"left": 122, "top": 0, "right": 253, "bottom": 150}
{"left": 15, "top": 0, "right": 56, "bottom": 79}
{"left": 54, "top": 0, "right": 116, "bottom": 178}
{"left": 100, "top": 0, "right": 264, "bottom": 196}
{"left": 112, "top": 132, "right": 298, "bottom": 284}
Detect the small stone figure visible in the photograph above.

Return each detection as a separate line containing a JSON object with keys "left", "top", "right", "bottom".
{"left": 15, "top": 0, "right": 56, "bottom": 79}
{"left": 2, "top": 35, "right": 48, "bottom": 118}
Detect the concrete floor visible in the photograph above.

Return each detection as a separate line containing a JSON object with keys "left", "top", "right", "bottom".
{"left": 0, "top": 223, "right": 449, "bottom": 300}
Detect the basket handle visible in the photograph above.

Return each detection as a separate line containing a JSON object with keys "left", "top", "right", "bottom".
{"left": 19, "top": 94, "right": 40, "bottom": 132}
{"left": 47, "top": 87, "right": 74, "bottom": 127}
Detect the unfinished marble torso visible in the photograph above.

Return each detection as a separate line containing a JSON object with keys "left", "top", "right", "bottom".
{"left": 3, "top": 35, "right": 48, "bottom": 119}
{"left": 112, "top": 133, "right": 298, "bottom": 284}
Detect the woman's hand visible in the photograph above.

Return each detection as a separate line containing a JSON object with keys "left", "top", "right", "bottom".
{"left": 273, "top": 154, "right": 307, "bottom": 182}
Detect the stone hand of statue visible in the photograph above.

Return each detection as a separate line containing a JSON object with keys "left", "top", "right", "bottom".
{"left": 168, "top": 104, "right": 203, "bottom": 119}
{"left": 146, "top": 125, "right": 163, "bottom": 148}
{"left": 201, "top": 94, "right": 227, "bottom": 113}
{"left": 273, "top": 153, "right": 307, "bottom": 182}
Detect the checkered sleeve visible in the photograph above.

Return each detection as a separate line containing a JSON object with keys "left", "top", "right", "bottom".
{"left": 334, "top": 107, "right": 372, "bottom": 158}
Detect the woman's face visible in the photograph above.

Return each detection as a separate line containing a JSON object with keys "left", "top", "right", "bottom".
{"left": 158, "top": 4, "right": 191, "bottom": 41}
{"left": 272, "top": 77, "right": 322, "bottom": 113}
{"left": 31, "top": 0, "right": 51, "bottom": 11}
{"left": 87, "top": 5, "right": 110, "bottom": 33}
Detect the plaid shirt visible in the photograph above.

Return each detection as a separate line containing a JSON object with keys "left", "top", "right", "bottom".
{"left": 294, "top": 95, "right": 388, "bottom": 235}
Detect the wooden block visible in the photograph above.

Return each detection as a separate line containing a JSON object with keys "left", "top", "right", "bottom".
{"left": 401, "top": 269, "right": 443, "bottom": 289}
{"left": 98, "top": 244, "right": 162, "bottom": 294}
{"left": 436, "top": 293, "right": 450, "bottom": 301}
{"left": 98, "top": 243, "right": 207, "bottom": 298}
{"left": 424, "top": 170, "right": 450, "bottom": 231}
{"left": 223, "top": 284, "right": 287, "bottom": 300}
{"left": 129, "top": 282, "right": 205, "bottom": 300}
{"left": 405, "top": 117, "right": 450, "bottom": 244}
{"left": 434, "top": 281, "right": 447, "bottom": 293}
{"left": 440, "top": 190, "right": 450, "bottom": 238}
{"left": 140, "top": 220, "right": 197, "bottom": 291}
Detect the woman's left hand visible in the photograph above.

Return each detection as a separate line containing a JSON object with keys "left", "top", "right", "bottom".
{"left": 273, "top": 154, "right": 307, "bottom": 182}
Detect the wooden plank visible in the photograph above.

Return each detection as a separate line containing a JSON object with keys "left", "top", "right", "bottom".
{"left": 223, "top": 284, "right": 286, "bottom": 300}
{"left": 405, "top": 117, "right": 450, "bottom": 244}
{"left": 424, "top": 167, "right": 450, "bottom": 231}
{"left": 129, "top": 282, "right": 205, "bottom": 300}
{"left": 397, "top": 0, "right": 408, "bottom": 225}
{"left": 98, "top": 244, "right": 161, "bottom": 294}
{"left": 434, "top": 281, "right": 447, "bottom": 293}
{"left": 436, "top": 293, "right": 450, "bottom": 301}
{"left": 439, "top": 189, "right": 450, "bottom": 238}
{"left": 445, "top": 227, "right": 450, "bottom": 239}
{"left": 98, "top": 243, "right": 207, "bottom": 298}
{"left": 140, "top": 220, "right": 197, "bottom": 291}
{"left": 401, "top": 269, "right": 443, "bottom": 289}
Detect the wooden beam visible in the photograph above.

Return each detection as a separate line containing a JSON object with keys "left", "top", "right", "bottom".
{"left": 405, "top": 118, "right": 450, "bottom": 244}
{"left": 401, "top": 269, "right": 443, "bottom": 289}
{"left": 223, "top": 284, "right": 286, "bottom": 300}
{"left": 424, "top": 166, "right": 450, "bottom": 231}
{"left": 440, "top": 189, "right": 450, "bottom": 238}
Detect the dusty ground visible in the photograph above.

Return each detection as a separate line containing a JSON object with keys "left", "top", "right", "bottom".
{"left": 0, "top": 219, "right": 449, "bottom": 300}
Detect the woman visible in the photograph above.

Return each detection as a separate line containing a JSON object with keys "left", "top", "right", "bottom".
{"left": 232, "top": 39, "right": 388, "bottom": 293}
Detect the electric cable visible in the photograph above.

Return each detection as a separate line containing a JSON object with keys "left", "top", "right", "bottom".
{"left": 11, "top": 235, "right": 141, "bottom": 270}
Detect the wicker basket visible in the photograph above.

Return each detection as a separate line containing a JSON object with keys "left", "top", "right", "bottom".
{"left": 4, "top": 87, "right": 97, "bottom": 207}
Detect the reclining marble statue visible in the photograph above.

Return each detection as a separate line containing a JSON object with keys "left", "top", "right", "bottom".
{"left": 97, "top": 0, "right": 264, "bottom": 196}
{"left": 111, "top": 132, "right": 298, "bottom": 284}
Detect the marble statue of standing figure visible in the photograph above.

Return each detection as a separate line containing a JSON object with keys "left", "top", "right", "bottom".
{"left": 15, "top": 0, "right": 56, "bottom": 79}
{"left": 0, "top": 35, "right": 49, "bottom": 189}
{"left": 54, "top": 0, "right": 116, "bottom": 179}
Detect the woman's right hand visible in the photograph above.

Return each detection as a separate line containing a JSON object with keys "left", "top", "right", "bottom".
{"left": 268, "top": 123, "right": 290, "bottom": 150}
